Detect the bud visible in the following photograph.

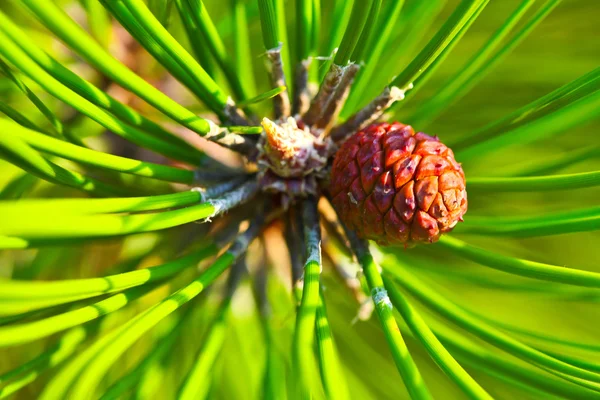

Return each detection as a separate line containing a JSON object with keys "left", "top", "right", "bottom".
{"left": 259, "top": 117, "right": 329, "bottom": 178}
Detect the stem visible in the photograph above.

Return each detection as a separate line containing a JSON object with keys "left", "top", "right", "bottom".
{"left": 266, "top": 46, "right": 291, "bottom": 118}
{"left": 316, "top": 64, "right": 360, "bottom": 132}
{"left": 331, "top": 85, "right": 407, "bottom": 143}
{"left": 193, "top": 175, "right": 251, "bottom": 201}
{"left": 202, "top": 121, "right": 259, "bottom": 159}
{"left": 284, "top": 208, "right": 304, "bottom": 302}
{"left": 303, "top": 63, "right": 344, "bottom": 125}
{"left": 294, "top": 59, "right": 312, "bottom": 116}
{"left": 292, "top": 196, "right": 322, "bottom": 398}
{"left": 193, "top": 167, "right": 245, "bottom": 184}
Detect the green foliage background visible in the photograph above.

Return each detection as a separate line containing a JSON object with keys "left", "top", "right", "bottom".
{"left": 0, "top": 0, "right": 598, "bottom": 399}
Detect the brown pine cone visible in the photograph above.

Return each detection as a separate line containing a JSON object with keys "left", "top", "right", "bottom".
{"left": 330, "top": 122, "right": 467, "bottom": 246}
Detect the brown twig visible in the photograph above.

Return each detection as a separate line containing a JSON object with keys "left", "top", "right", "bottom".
{"left": 284, "top": 207, "right": 305, "bottom": 296}
{"left": 302, "top": 63, "right": 344, "bottom": 126}
{"left": 316, "top": 64, "right": 360, "bottom": 134}
{"left": 330, "top": 85, "right": 409, "bottom": 143}
{"left": 294, "top": 59, "right": 312, "bottom": 116}
{"left": 203, "top": 120, "right": 259, "bottom": 160}
{"left": 266, "top": 46, "right": 291, "bottom": 119}
{"left": 223, "top": 100, "right": 251, "bottom": 126}
{"left": 192, "top": 175, "right": 252, "bottom": 201}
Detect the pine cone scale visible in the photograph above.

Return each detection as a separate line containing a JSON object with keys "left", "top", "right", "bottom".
{"left": 393, "top": 155, "right": 420, "bottom": 189}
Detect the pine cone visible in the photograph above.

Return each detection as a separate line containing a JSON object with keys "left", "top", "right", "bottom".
{"left": 330, "top": 122, "right": 467, "bottom": 246}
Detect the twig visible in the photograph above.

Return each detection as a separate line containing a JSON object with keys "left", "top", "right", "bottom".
{"left": 302, "top": 196, "right": 322, "bottom": 271}
{"left": 254, "top": 238, "right": 271, "bottom": 317}
{"left": 316, "top": 63, "right": 360, "bottom": 133}
{"left": 193, "top": 165, "right": 244, "bottom": 185}
{"left": 331, "top": 85, "right": 410, "bottom": 143}
{"left": 204, "top": 180, "right": 259, "bottom": 220}
{"left": 223, "top": 99, "right": 251, "bottom": 126}
{"left": 293, "top": 59, "right": 311, "bottom": 116}
{"left": 192, "top": 175, "right": 252, "bottom": 201}
{"left": 224, "top": 256, "right": 248, "bottom": 299}
{"left": 284, "top": 207, "right": 305, "bottom": 299}
{"left": 266, "top": 46, "right": 291, "bottom": 119}
{"left": 302, "top": 63, "right": 345, "bottom": 126}
{"left": 204, "top": 120, "right": 259, "bottom": 160}
{"left": 226, "top": 210, "right": 267, "bottom": 259}
{"left": 212, "top": 217, "right": 243, "bottom": 249}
